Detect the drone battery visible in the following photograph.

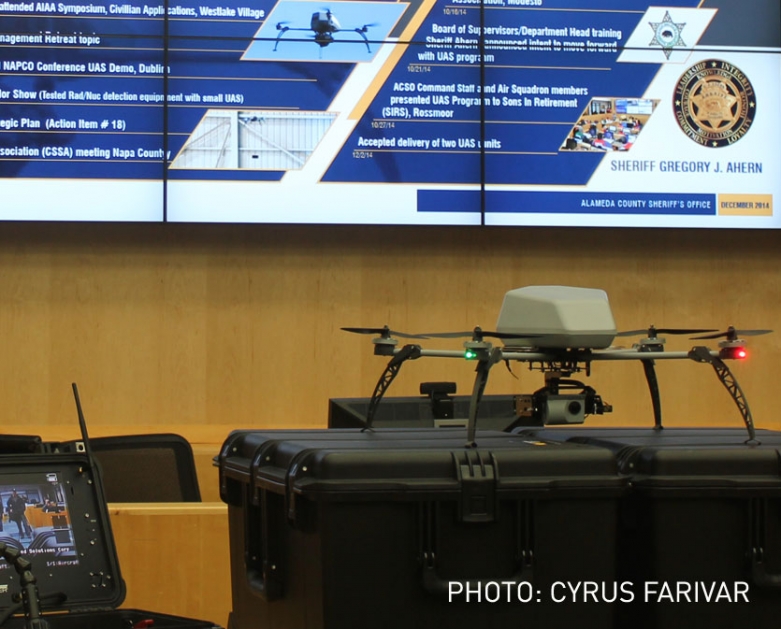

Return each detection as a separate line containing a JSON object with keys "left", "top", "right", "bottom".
{"left": 0, "top": 450, "right": 221, "bottom": 629}
{"left": 217, "top": 428, "right": 626, "bottom": 629}
{"left": 514, "top": 427, "right": 781, "bottom": 628}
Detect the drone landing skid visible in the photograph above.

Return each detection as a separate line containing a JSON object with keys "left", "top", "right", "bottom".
{"left": 363, "top": 344, "right": 422, "bottom": 430}
{"left": 688, "top": 346, "right": 758, "bottom": 443}
{"left": 273, "top": 26, "right": 310, "bottom": 52}
{"left": 641, "top": 358, "right": 664, "bottom": 431}
{"left": 352, "top": 27, "right": 371, "bottom": 53}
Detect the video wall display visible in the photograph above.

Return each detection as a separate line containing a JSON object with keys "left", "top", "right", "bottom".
{"left": 0, "top": 0, "right": 779, "bottom": 226}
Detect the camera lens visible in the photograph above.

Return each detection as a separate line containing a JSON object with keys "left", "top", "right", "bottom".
{"left": 567, "top": 401, "right": 582, "bottom": 415}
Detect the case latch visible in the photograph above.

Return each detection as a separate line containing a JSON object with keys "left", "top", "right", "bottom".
{"left": 454, "top": 450, "right": 497, "bottom": 523}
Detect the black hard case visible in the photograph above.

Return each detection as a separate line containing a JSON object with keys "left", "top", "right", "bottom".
{"left": 0, "top": 448, "right": 220, "bottom": 629}
{"left": 514, "top": 427, "right": 781, "bottom": 628}
{"left": 218, "top": 428, "right": 626, "bottom": 629}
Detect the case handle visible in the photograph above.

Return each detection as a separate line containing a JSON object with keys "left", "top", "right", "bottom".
{"left": 246, "top": 563, "right": 283, "bottom": 601}
{"left": 751, "top": 549, "right": 781, "bottom": 589}
{"left": 421, "top": 551, "right": 533, "bottom": 597}
{"left": 749, "top": 498, "right": 781, "bottom": 589}
{"left": 244, "top": 490, "right": 284, "bottom": 601}
{"left": 418, "top": 499, "right": 535, "bottom": 598}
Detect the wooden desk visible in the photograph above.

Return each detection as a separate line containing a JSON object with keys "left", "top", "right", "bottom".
{"left": 109, "top": 503, "right": 231, "bottom": 627}
{"left": 27, "top": 507, "right": 69, "bottom": 529}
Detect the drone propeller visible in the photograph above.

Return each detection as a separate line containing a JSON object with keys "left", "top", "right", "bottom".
{"left": 426, "top": 326, "right": 499, "bottom": 341}
{"left": 616, "top": 325, "right": 717, "bottom": 338}
{"left": 419, "top": 330, "right": 482, "bottom": 339}
{"left": 691, "top": 326, "right": 773, "bottom": 341}
{"left": 417, "top": 326, "right": 531, "bottom": 342}
{"left": 341, "top": 326, "right": 427, "bottom": 339}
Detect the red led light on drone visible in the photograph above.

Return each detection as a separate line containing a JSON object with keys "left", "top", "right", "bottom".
{"left": 719, "top": 347, "right": 748, "bottom": 360}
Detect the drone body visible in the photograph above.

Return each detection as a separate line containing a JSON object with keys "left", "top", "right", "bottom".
{"left": 311, "top": 10, "right": 340, "bottom": 46}
{"left": 495, "top": 285, "right": 617, "bottom": 349}
{"left": 274, "top": 9, "right": 373, "bottom": 53}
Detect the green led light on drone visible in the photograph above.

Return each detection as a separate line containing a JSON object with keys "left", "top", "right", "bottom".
{"left": 464, "top": 349, "right": 478, "bottom": 360}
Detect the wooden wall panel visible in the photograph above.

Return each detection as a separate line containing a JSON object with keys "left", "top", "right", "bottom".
{"left": 0, "top": 223, "right": 776, "bottom": 435}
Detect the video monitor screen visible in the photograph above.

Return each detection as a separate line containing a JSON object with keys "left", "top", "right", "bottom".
{"left": 0, "top": 0, "right": 779, "bottom": 226}
{"left": 0, "top": 463, "right": 122, "bottom": 610}
{"left": 0, "top": 475, "right": 77, "bottom": 562}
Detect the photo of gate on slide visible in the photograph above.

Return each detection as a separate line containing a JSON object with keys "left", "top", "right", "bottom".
{"left": 0, "top": 0, "right": 778, "bottom": 226}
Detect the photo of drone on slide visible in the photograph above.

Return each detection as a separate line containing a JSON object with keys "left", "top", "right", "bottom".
{"left": 244, "top": 1, "right": 408, "bottom": 62}
{"left": 344, "top": 286, "right": 771, "bottom": 446}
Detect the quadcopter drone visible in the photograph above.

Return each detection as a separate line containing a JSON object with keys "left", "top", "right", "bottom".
{"left": 274, "top": 9, "right": 374, "bottom": 53}
{"left": 344, "top": 286, "right": 772, "bottom": 446}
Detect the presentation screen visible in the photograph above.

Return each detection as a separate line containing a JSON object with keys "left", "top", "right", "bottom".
{"left": 0, "top": 0, "right": 779, "bottom": 226}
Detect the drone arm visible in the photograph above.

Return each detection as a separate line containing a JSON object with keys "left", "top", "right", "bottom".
{"left": 418, "top": 349, "right": 476, "bottom": 359}
{"left": 364, "top": 344, "right": 422, "bottom": 429}
{"left": 585, "top": 350, "right": 717, "bottom": 361}
{"left": 688, "top": 346, "right": 757, "bottom": 443}
{"left": 498, "top": 349, "right": 714, "bottom": 362}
